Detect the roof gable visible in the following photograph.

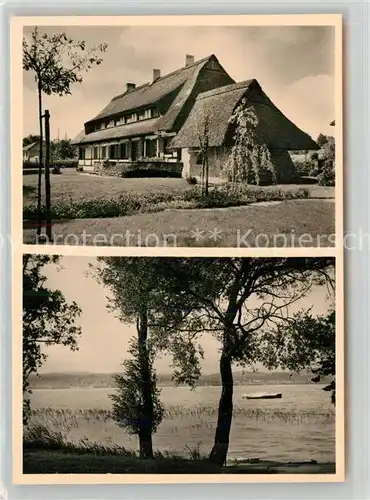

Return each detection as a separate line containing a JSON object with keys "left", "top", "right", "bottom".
{"left": 171, "top": 80, "right": 319, "bottom": 151}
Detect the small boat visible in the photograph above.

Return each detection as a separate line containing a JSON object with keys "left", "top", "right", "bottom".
{"left": 242, "top": 392, "right": 282, "bottom": 400}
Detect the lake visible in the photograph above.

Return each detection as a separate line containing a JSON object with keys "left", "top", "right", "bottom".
{"left": 30, "top": 384, "right": 335, "bottom": 463}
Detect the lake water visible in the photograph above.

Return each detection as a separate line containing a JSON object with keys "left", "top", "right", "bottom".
{"left": 30, "top": 384, "right": 335, "bottom": 462}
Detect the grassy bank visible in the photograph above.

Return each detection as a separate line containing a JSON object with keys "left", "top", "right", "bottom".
{"left": 26, "top": 404, "right": 335, "bottom": 467}
{"left": 23, "top": 424, "right": 335, "bottom": 475}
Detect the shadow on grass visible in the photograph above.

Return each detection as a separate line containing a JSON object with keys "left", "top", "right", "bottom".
{"left": 23, "top": 185, "right": 37, "bottom": 197}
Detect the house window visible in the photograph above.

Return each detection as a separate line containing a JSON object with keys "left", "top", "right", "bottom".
{"left": 93, "top": 147, "right": 99, "bottom": 160}
{"left": 79, "top": 147, "right": 85, "bottom": 160}
{"left": 138, "top": 110, "right": 146, "bottom": 121}
{"left": 126, "top": 113, "right": 137, "bottom": 124}
{"left": 109, "top": 144, "right": 118, "bottom": 160}
{"left": 163, "top": 138, "right": 173, "bottom": 155}
{"left": 101, "top": 146, "right": 107, "bottom": 159}
{"left": 119, "top": 142, "right": 129, "bottom": 159}
{"left": 151, "top": 108, "right": 159, "bottom": 118}
{"left": 145, "top": 139, "right": 157, "bottom": 158}
{"left": 196, "top": 151, "right": 203, "bottom": 165}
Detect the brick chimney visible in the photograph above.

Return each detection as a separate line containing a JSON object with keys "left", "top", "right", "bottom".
{"left": 185, "top": 54, "right": 195, "bottom": 66}
{"left": 126, "top": 83, "right": 136, "bottom": 92}
{"left": 153, "top": 69, "right": 161, "bottom": 82}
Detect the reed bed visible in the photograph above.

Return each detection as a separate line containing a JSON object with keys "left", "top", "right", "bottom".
{"left": 31, "top": 405, "right": 335, "bottom": 429}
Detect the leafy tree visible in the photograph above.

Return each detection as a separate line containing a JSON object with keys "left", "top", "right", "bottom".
{"left": 316, "top": 133, "right": 328, "bottom": 148}
{"left": 51, "top": 139, "right": 77, "bottom": 161}
{"left": 23, "top": 254, "right": 81, "bottom": 424}
{"left": 226, "top": 100, "right": 276, "bottom": 187}
{"left": 94, "top": 257, "right": 334, "bottom": 466}
{"left": 93, "top": 258, "right": 176, "bottom": 458}
{"left": 257, "top": 310, "right": 336, "bottom": 404}
{"left": 23, "top": 27, "right": 108, "bottom": 238}
{"left": 153, "top": 257, "right": 335, "bottom": 466}
{"left": 23, "top": 134, "right": 41, "bottom": 147}
{"left": 322, "top": 136, "right": 335, "bottom": 162}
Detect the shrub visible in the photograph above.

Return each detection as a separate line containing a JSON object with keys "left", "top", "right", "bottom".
{"left": 185, "top": 175, "right": 198, "bottom": 185}
{"left": 293, "top": 160, "right": 313, "bottom": 178}
{"left": 23, "top": 185, "right": 312, "bottom": 221}
{"left": 309, "top": 168, "right": 320, "bottom": 178}
{"left": 318, "top": 166, "right": 335, "bottom": 186}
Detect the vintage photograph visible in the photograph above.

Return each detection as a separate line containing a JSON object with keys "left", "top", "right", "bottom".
{"left": 21, "top": 255, "right": 338, "bottom": 476}
{"left": 20, "top": 22, "right": 340, "bottom": 248}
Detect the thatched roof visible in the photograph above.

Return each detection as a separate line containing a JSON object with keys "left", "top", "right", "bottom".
{"left": 171, "top": 80, "right": 319, "bottom": 151}
{"left": 75, "top": 118, "right": 160, "bottom": 145}
{"left": 23, "top": 141, "right": 39, "bottom": 152}
{"left": 23, "top": 141, "right": 45, "bottom": 153}
{"left": 72, "top": 54, "right": 233, "bottom": 145}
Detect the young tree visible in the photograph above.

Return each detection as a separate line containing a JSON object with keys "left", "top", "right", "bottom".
{"left": 110, "top": 338, "right": 164, "bottom": 459}
{"left": 196, "top": 112, "right": 210, "bottom": 196}
{"left": 226, "top": 100, "right": 276, "bottom": 187}
{"left": 23, "top": 255, "right": 81, "bottom": 424}
{"left": 93, "top": 258, "right": 175, "bottom": 459}
{"left": 257, "top": 309, "right": 336, "bottom": 404}
{"left": 23, "top": 27, "right": 108, "bottom": 237}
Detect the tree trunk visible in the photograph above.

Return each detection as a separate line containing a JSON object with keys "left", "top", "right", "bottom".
{"left": 44, "top": 110, "right": 52, "bottom": 241}
{"left": 208, "top": 350, "right": 233, "bottom": 466}
{"left": 37, "top": 82, "right": 43, "bottom": 238}
{"left": 137, "top": 310, "right": 154, "bottom": 459}
{"left": 138, "top": 429, "right": 154, "bottom": 460}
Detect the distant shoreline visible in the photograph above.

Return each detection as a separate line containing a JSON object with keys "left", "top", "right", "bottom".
{"left": 30, "top": 371, "right": 330, "bottom": 391}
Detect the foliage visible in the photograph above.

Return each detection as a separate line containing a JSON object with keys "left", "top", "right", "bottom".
{"left": 143, "top": 257, "right": 335, "bottom": 465}
{"left": 256, "top": 310, "right": 336, "bottom": 404}
{"left": 110, "top": 338, "right": 165, "bottom": 435}
{"left": 316, "top": 133, "right": 328, "bottom": 148}
{"left": 23, "top": 27, "right": 108, "bottom": 97}
{"left": 23, "top": 134, "right": 41, "bottom": 147}
{"left": 318, "top": 161, "right": 335, "bottom": 187}
{"left": 185, "top": 175, "right": 198, "bottom": 185}
{"left": 23, "top": 254, "right": 81, "bottom": 424}
{"left": 322, "top": 136, "right": 335, "bottom": 161}
{"left": 51, "top": 139, "right": 77, "bottom": 161}
{"left": 226, "top": 101, "right": 276, "bottom": 186}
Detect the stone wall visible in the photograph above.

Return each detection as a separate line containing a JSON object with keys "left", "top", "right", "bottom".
{"left": 90, "top": 161, "right": 183, "bottom": 178}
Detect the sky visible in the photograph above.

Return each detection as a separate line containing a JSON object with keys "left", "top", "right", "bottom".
{"left": 38, "top": 256, "right": 334, "bottom": 375}
{"left": 23, "top": 25, "right": 335, "bottom": 141}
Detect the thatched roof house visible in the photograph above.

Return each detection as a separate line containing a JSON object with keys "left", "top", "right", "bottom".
{"left": 170, "top": 79, "right": 318, "bottom": 183}
{"left": 71, "top": 54, "right": 234, "bottom": 172}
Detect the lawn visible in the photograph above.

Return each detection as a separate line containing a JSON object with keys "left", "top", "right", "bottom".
{"left": 23, "top": 171, "right": 190, "bottom": 203}
{"left": 23, "top": 199, "right": 335, "bottom": 247}
{"left": 23, "top": 171, "right": 335, "bottom": 247}
{"left": 23, "top": 170, "right": 334, "bottom": 201}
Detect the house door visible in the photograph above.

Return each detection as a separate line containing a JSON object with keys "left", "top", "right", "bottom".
{"left": 131, "top": 141, "right": 138, "bottom": 161}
